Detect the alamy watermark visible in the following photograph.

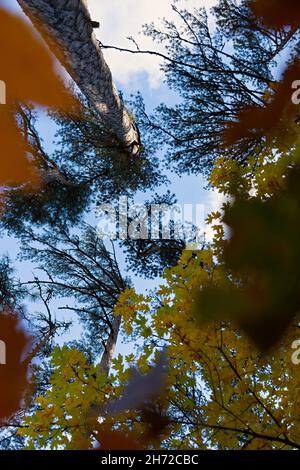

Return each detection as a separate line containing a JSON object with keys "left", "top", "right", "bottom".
{"left": 0, "top": 340, "right": 6, "bottom": 364}
{"left": 0, "top": 80, "right": 6, "bottom": 105}
{"left": 291, "top": 80, "right": 300, "bottom": 105}
{"left": 291, "top": 339, "right": 300, "bottom": 365}
{"left": 95, "top": 197, "right": 205, "bottom": 249}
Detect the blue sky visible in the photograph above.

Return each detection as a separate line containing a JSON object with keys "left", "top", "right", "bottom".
{"left": 1, "top": 0, "right": 223, "bottom": 355}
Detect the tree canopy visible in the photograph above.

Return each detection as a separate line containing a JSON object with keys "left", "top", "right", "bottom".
{"left": 0, "top": 0, "right": 300, "bottom": 452}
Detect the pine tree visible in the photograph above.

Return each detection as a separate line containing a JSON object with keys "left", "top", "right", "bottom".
{"left": 17, "top": 0, "right": 141, "bottom": 154}
{"left": 115, "top": 0, "right": 299, "bottom": 174}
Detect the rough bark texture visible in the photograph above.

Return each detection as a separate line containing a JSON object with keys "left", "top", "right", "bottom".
{"left": 17, "top": 0, "right": 141, "bottom": 155}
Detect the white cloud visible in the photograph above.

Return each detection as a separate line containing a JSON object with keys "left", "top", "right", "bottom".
{"left": 204, "top": 189, "right": 231, "bottom": 243}
{"left": 88, "top": 0, "right": 217, "bottom": 89}
{"left": 8, "top": 0, "right": 217, "bottom": 89}
{"left": 207, "top": 188, "right": 227, "bottom": 214}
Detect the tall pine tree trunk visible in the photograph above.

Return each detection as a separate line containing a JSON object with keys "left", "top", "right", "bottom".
{"left": 17, "top": 0, "right": 141, "bottom": 155}
{"left": 97, "top": 313, "right": 122, "bottom": 376}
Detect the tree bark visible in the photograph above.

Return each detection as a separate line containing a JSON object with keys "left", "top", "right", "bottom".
{"left": 97, "top": 313, "right": 121, "bottom": 377}
{"left": 17, "top": 0, "right": 141, "bottom": 155}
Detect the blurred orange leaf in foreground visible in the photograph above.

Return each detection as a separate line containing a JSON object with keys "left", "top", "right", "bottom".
{"left": 249, "top": 0, "right": 300, "bottom": 29}
{"left": 224, "top": 60, "right": 300, "bottom": 146}
{"left": 0, "top": 311, "right": 34, "bottom": 422}
{"left": 0, "top": 7, "right": 76, "bottom": 187}
{"left": 94, "top": 427, "right": 141, "bottom": 451}
{"left": 0, "top": 108, "right": 38, "bottom": 185}
{"left": 224, "top": 1, "right": 300, "bottom": 148}
{"left": 0, "top": 8, "right": 74, "bottom": 109}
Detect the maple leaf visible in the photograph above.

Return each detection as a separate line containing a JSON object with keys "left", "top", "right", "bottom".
{"left": 194, "top": 166, "right": 300, "bottom": 350}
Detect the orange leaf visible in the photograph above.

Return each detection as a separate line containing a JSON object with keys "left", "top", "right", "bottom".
{"left": 224, "top": 60, "right": 300, "bottom": 146}
{"left": 0, "top": 310, "right": 34, "bottom": 421}
{"left": 0, "top": 108, "right": 39, "bottom": 186}
{"left": 0, "top": 8, "right": 75, "bottom": 109}
{"left": 94, "top": 428, "right": 142, "bottom": 451}
{"left": 249, "top": 0, "right": 300, "bottom": 29}
{"left": 0, "top": 7, "right": 78, "bottom": 189}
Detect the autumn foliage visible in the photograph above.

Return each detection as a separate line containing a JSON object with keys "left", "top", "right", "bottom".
{"left": 0, "top": 5, "right": 75, "bottom": 427}
{"left": 200, "top": 0, "right": 300, "bottom": 351}
{"left": 2, "top": 0, "right": 300, "bottom": 452}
